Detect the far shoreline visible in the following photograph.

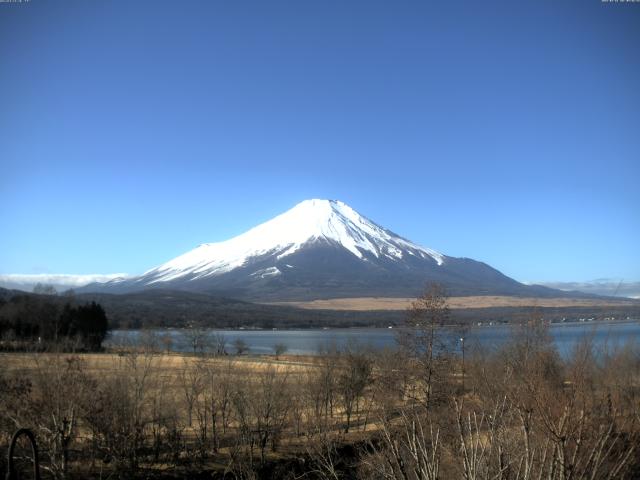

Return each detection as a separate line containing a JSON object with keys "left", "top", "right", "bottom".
{"left": 109, "top": 317, "right": 640, "bottom": 333}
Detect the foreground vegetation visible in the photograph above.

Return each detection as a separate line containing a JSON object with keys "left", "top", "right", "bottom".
{"left": 1, "top": 286, "right": 638, "bottom": 479}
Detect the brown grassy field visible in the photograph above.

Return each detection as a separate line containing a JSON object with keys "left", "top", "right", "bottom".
{"left": 2, "top": 325, "right": 639, "bottom": 479}
{"left": 0, "top": 349, "right": 381, "bottom": 477}
{"left": 267, "top": 295, "right": 638, "bottom": 310}
{"left": 0, "top": 351, "right": 318, "bottom": 377}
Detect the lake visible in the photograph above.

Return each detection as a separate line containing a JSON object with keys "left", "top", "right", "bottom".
{"left": 106, "top": 320, "right": 640, "bottom": 357}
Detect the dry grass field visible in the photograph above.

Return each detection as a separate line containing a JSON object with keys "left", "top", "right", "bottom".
{"left": 0, "top": 352, "right": 316, "bottom": 373}
{"left": 0, "top": 351, "right": 316, "bottom": 375}
{"left": 268, "top": 295, "right": 638, "bottom": 310}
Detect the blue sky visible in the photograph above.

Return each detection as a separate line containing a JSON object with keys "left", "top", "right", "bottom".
{"left": 1, "top": 0, "right": 638, "bottom": 284}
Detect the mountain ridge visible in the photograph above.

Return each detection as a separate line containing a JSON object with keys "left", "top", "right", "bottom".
{"left": 80, "top": 199, "right": 587, "bottom": 301}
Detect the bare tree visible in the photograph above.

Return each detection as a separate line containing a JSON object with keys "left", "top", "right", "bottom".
{"left": 337, "top": 343, "right": 372, "bottom": 433}
{"left": 364, "top": 407, "right": 441, "bottom": 480}
{"left": 373, "top": 347, "right": 411, "bottom": 416}
{"left": 234, "top": 338, "right": 249, "bottom": 355}
{"left": 17, "top": 355, "right": 90, "bottom": 479}
{"left": 306, "top": 432, "right": 346, "bottom": 480}
{"left": 184, "top": 325, "right": 210, "bottom": 355}
{"left": 462, "top": 317, "right": 639, "bottom": 480}
{"left": 397, "top": 283, "right": 452, "bottom": 408}
{"left": 230, "top": 366, "right": 291, "bottom": 466}
{"left": 213, "top": 332, "right": 227, "bottom": 356}
{"left": 273, "top": 342, "right": 288, "bottom": 359}
{"left": 80, "top": 348, "right": 160, "bottom": 474}
{"left": 179, "top": 357, "right": 204, "bottom": 427}
{"left": 160, "top": 332, "right": 173, "bottom": 354}
{"left": 309, "top": 342, "right": 340, "bottom": 427}
{"left": 250, "top": 366, "right": 291, "bottom": 463}
{"left": 139, "top": 329, "right": 161, "bottom": 353}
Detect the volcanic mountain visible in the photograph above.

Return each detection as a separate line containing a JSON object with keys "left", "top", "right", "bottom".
{"left": 84, "top": 199, "right": 562, "bottom": 301}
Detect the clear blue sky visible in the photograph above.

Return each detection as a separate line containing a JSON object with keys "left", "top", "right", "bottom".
{"left": 1, "top": 0, "right": 638, "bottom": 283}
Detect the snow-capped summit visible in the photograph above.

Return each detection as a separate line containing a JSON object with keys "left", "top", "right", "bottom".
{"left": 140, "top": 199, "right": 444, "bottom": 286}
{"left": 85, "top": 199, "right": 539, "bottom": 300}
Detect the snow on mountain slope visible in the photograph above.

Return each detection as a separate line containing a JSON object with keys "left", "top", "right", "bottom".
{"left": 81, "top": 199, "right": 564, "bottom": 301}
{"left": 139, "top": 199, "right": 444, "bottom": 285}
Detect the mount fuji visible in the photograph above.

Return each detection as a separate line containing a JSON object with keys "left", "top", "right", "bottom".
{"left": 83, "top": 199, "right": 560, "bottom": 301}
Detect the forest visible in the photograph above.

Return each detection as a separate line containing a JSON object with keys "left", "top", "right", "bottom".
{"left": 0, "top": 292, "right": 109, "bottom": 352}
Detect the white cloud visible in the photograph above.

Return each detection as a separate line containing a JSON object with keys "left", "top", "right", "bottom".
{"left": 0, "top": 273, "right": 129, "bottom": 292}
{"left": 527, "top": 280, "right": 640, "bottom": 299}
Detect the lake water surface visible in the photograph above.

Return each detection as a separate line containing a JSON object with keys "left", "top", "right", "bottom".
{"left": 107, "top": 321, "right": 640, "bottom": 357}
